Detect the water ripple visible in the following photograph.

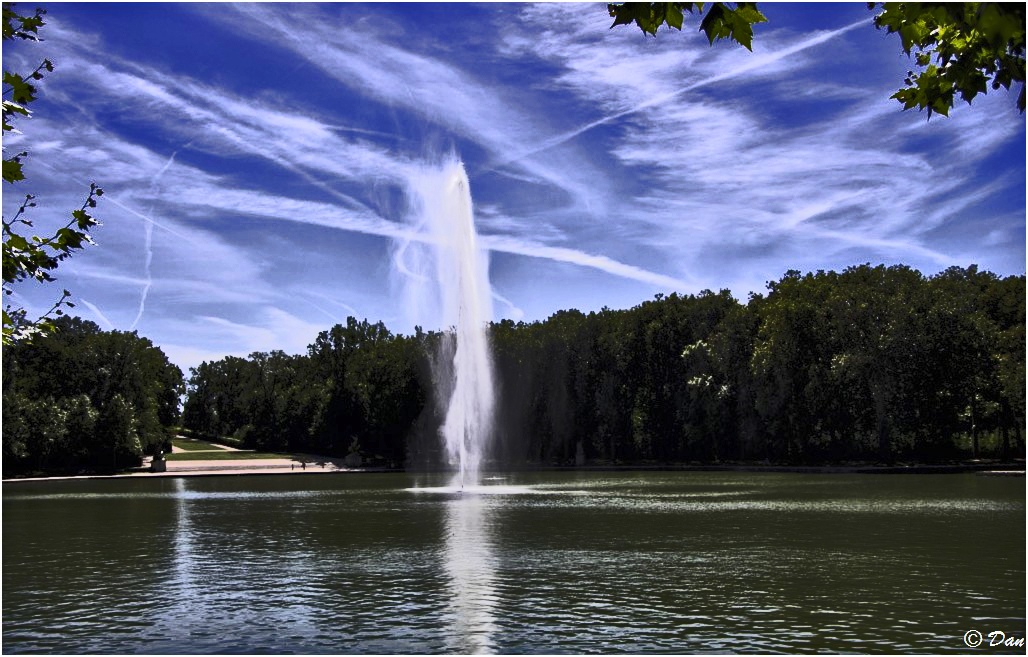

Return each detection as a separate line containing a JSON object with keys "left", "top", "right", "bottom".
{"left": 3, "top": 472, "right": 1023, "bottom": 653}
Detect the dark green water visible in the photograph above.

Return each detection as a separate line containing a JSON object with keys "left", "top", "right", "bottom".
{"left": 3, "top": 471, "right": 1024, "bottom": 654}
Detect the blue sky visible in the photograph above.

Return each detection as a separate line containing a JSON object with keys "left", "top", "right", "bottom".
{"left": 4, "top": 3, "right": 1025, "bottom": 374}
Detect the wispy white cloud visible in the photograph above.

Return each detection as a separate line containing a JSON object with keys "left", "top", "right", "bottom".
{"left": 25, "top": 20, "right": 687, "bottom": 297}
{"left": 6, "top": 4, "right": 1019, "bottom": 375}
{"left": 196, "top": 308, "right": 325, "bottom": 356}
{"left": 304, "top": 290, "right": 363, "bottom": 321}
{"left": 491, "top": 4, "right": 1021, "bottom": 290}
{"left": 214, "top": 4, "right": 621, "bottom": 220}
{"left": 493, "top": 15, "right": 871, "bottom": 168}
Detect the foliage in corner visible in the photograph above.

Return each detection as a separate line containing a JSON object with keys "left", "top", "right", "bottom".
{"left": 2, "top": 3, "right": 102, "bottom": 345}
{"left": 608, "top": 2, "right": 767, "bottom": 50}
{"left": 606, "top": 3, "right": 1024, "bottom": 118}
{"left": 870, "top": 2, "right": 1026, "bottom": 117}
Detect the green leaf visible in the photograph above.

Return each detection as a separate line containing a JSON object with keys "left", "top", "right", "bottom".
{"left": 606, "top": 2, "right": 766, "bottom": 49}
{"left": 56, "top": 227, "right": 87, "bottom": 251}
{"left": 665, "top": 5, "right": 684, "bottom": 30}
{"left": 3, "top": 72, "right": 36, "bottom": 104}
{"left": 608, "top": 4, "right": 637, "bottom": 28}
{"left": 2, "top": 153, "right": 27, "bottom": 184}
{"left": 7, "top": 234, "right": 28, "bottom": 251}
{"left": 698, "top": 4, "right": 727, "bottom": 45}
{"left": 873, "top": 2, "right": 1026, "bottom": 116}
{"left": 3, "top": 157, "right": 24, "bottom": 183}
{"left": 71, "top": 209, "right": 97, "bottom": 230}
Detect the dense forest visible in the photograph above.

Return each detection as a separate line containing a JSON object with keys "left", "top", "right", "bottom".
{"left": 2, "top": 264, "right": 1024, "bottom": 477}
{"left": 2, "top": 317, "right": 184, "bottom": 476}
{"left": 182, "top": 264, "right": 1024, "bottom": 469}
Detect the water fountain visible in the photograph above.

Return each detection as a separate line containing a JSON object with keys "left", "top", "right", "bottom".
{"left": 399, "top": 156, "right": 496, "bottom": 488}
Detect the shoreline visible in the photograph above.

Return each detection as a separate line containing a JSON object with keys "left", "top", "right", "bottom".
{"left": 3, "top": 459, "right": 1023, "bottom": 484}
{"left": 0, "top": 453, "right": 391, "bottom": 484}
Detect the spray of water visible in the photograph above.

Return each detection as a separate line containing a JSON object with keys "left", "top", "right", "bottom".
{"left": 397, "top": 156, "right": 496, "bottom": 488}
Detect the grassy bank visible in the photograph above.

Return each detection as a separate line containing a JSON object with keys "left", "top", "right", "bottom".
{"left": 174, "top": 427, "right": 245, "bottom": 449}
{"left": 170, "top": 437, "right": 226, "bottom": 451}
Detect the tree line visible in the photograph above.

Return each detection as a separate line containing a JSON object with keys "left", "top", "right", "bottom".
{"left": 2, "top": 263, "right": 1021, "bottom": 477}
{"left": 178, "top": 264, "right": 1025, "bottom": 469}
{"left": 2, "top": 316, "right": 183, "bottom": 476}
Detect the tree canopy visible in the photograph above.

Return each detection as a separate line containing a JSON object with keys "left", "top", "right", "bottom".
{"left": 177, "top": 265, "right": 1024, "bottom": 470}
{"left": 2, "top": 316, "right": 184, "bottom": 476}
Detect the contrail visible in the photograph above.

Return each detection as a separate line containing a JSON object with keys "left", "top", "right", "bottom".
{"left": 307, "top": 301, "right": 341, "bottom": 324}
{"left": 327, "top": 124, "right": 407, "bottom": 141}
{"left": 98, "top": 193, "right": 198, "bottom": 244}
{"left": 491, "top": 289, "right": 524, "bottom": 322}
{"left": 490, "top": 17, "right": 871, "bottom": 171}
{"left": 481, "top": 234, "right": 690, "bottom": 289}
{"left": 80, "top": 298, "right": 115, "bottom": 330}
{"left": 131, "top": 150, "right": 178, "bottom": 330}
{"left": 129, "top": 220, "right": 154, "bottom": 330}
{"left": 35, "top": 160, "right": 197, "bottom": 243}
{"left": 306, "top": 290, "right": 362, "bottom": 320}
{"left": 41, "top": 146, "right": 689, "bottom": 293}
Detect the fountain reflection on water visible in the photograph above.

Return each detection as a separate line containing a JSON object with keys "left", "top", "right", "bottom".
{"left": 443, "top": 494, "right": 498, "bottom": 654}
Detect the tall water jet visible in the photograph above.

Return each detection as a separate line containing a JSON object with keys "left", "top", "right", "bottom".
{"left": 397, "top": 157, "right": 496, "bottom": 488}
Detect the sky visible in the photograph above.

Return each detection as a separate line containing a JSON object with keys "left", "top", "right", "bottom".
{"left": 4, "top": 2, "right": 1025, "bottom": 375}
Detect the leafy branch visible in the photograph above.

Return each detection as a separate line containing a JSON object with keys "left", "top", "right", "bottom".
{"left": 870, "top": 2, "right": 1026, "bottom": 117}
{"left": 607, "top": 2, "right": 768, "bottom": 50}
{"left": 1, "top": 2, "right": 44, "bottom": 41}
{"left": 2, "top": 2, "right": 102, "bottom": 345}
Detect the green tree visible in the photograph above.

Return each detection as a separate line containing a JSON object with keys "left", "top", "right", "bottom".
{"left": 1, "top": 391, "right": 32, "bottom": 472}
{"left": 94, "top": 393, "right": 141, "bottom": 469}
{"left": 57, "top": 394, "right": 97, "bottom": 468}
{"left": 2, "top": 3, "right": 102, "bottom": 344}
{"left": 2, "top": 316, "right": 183, "bottom": 475}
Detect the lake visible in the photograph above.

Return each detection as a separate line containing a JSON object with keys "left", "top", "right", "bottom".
{"left": 2, "top": 471, "right": 1024, "bottom": 654}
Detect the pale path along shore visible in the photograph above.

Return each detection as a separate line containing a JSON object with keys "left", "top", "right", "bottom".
{"left": 3, "top": 454, "right": 362, "bottom": 483}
